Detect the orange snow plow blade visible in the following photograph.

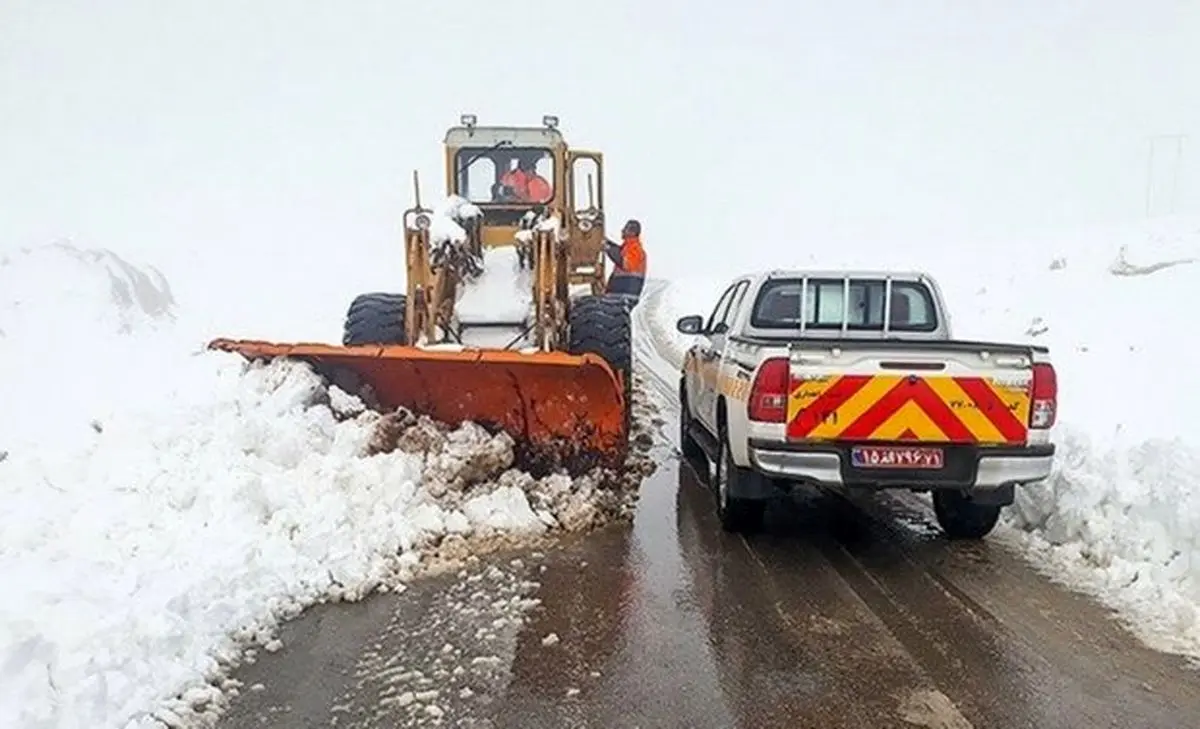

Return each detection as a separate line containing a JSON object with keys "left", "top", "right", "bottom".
{"left": 207, "top": 339, "right": 629, "bottom": 473}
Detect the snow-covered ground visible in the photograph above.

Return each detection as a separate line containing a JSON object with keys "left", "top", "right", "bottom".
{"left": 650, "top": 215, "right": 1200, "bottom": 663}
{"left": 0, "top": 243, "right": 648, "bottom": 729}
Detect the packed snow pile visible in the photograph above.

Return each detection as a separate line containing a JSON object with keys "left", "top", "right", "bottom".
{"left": 0, "top": 243, "right": 654, "bottom": 729}
{"left": 456, "top": 247, "right": 532, "bottom": 325}
{"left": 425, "top": 195, "right": 484, "bottom": 276}
{"left": 0, "top": 242, "right": 176, "bottom": 338}
{"left": 652, "top": 215, "right": 1200, "bottom": 661}
{"left": 453, "top": 207, "right": 561, "bottom": 343}
{"left": 426, "top": 195, "right": 482, "bottom": 247}
{"left": 0, "top": 242, "right": 180, "bottom": 453}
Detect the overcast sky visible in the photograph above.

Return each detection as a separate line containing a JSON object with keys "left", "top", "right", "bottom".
{"left": 2, "top": 1, "right": 1197, "bottom": 334}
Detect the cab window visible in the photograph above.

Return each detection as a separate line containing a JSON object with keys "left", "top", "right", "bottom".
{"left": 705, "top": 283, "right": 739, "bottom": 333}
{"left": 750, "top": 278, "right": 938, "bottom": 332}
{"left": 719, "top": 281, "right": 749, "bottom": 332}
{"left": 455, "top": 147, "right": 555, "bottom": 204}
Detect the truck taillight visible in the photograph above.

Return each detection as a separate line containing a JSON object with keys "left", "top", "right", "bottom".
{"left": 748, "top": 357, "right": 790, "bottom": 423}
{"left": 1029, "top": 362, "right": 1057, "bottom": 429}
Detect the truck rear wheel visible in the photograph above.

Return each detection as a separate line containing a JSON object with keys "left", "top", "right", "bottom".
{"left": 715, "top": 425, "right": 765, "bottom": 534}
{"left": 343, "top": 292, "right": 408, "bottom": 345}
{"left": 932, "top": 490, "right": 1002, "bottom": 539}
{"left": 569, "top": 295, "right": 633, "bottom": 428}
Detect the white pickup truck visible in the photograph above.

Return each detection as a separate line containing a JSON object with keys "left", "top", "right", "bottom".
{"left": 676, "top": 270, "right": 1057, "bottom": 538}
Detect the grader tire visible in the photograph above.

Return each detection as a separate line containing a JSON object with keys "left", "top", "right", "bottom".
{"left": 569, "top": 295, "right": 634, "bottom": 431}
{"left": 343, "top": 293, "right": 407, "bottom": 346}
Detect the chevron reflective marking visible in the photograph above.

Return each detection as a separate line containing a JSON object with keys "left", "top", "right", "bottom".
{"left": 719, "top": 372, "right": 752, "bottom": 401}
{"left": 786, "top": 373, "right": 1031, "bottom": 445}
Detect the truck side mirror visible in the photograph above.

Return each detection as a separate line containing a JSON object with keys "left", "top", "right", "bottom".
{"left": 676, "top": 315, "right": 704, "bottom": 335}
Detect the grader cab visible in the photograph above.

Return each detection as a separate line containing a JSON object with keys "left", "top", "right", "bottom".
{"left": 210, "top": 115, "right": 634, "bottom": 473}
{"left": 444, "top": 113, "right": 609, "bottom": 294}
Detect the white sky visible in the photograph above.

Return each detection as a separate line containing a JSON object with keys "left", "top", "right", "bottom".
{"left": 2, "top": 1, "right": 1198, "bottom": 333}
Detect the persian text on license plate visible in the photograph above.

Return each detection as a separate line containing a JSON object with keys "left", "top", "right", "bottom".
{"left": 850, "top": 446, "right": 944, "bottom": 469}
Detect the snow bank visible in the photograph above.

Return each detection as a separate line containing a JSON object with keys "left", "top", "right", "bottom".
{"left": 652, "top": 215, "right": 1200, "bottom": 661}
{"left": 967, "top": 220, "right": 1200, "bottom": 660}
{"left": 0, "top": 242, "right": 176, "bottom": 336}
{"left": 0, "top": 243, "right": 180, "bottom": 453}
{"left": 652, "top": 276, "right": 725, "bottom": 365}
{"left": 0, "top": 243, "right": 648, "bottom": 729}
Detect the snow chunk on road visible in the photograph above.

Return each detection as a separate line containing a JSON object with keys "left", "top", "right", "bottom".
{"left": 462, "top": 487, "right": 545, "bottom": 534}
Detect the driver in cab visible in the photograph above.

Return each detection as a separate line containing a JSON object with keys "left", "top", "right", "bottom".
{"left": 498, "top": 156, "right": 552, "bottom": 202}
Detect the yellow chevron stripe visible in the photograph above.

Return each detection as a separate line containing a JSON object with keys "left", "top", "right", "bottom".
{"left": 787, "top": 375, "right": 835, "bottom": 421}
{"left": 993, "top": 383, "right": 1033, "bottom": 424}
{"left": 923, "top": 376, "right": 1006, "bottom": 443}
{"left": 804, "top": 375, "right": 899, "bottom": 440}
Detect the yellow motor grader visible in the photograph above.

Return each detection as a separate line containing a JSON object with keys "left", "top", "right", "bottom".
{"left": 210, "top": 115, "right": 634, "bottom": 473}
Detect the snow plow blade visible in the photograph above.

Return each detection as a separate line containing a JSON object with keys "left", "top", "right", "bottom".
{"left": 207, "top": 339, "right": 629, "bottom": 473}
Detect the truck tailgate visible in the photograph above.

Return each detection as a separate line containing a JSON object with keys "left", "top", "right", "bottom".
{"left": 786, "top": 347, "right": 1033, "bottom": 446}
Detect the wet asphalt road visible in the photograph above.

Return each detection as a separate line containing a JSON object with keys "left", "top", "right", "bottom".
{"left": 216, "top": 284, "right": 1200, "bottom": 728}
{"left": 218, "top": 444, "right": 1200, "bottom": 729}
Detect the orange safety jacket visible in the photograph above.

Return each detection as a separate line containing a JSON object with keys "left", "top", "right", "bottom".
{"left": 619, "top": 236, "right": 646, "bottom": 275}
{"left": 500, "top": 169, "right": 552, "bottom": 202}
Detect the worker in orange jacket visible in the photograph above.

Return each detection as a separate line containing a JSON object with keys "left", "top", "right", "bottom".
{"left": 499, "top": 157, "right": 552, "bottom": 202}
{"left": 604, "top": 218, "right": 647, "bottom": 302}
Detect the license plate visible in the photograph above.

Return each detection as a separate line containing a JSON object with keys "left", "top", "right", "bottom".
{"left": 850, "top": 446, "right": 944, "bottom": 469}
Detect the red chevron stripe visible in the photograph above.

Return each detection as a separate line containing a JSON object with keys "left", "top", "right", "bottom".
{"left": 954, "top": 377, "right": 1028, "bottom": 443}
{"left": 787, "top": 374, "right": 872, "bottom": 438}
{"left": 838, "top": 378, "right": 975, "bottom": 442}
{"left": 906, "top": 380, "right": 977, "bottom": 442}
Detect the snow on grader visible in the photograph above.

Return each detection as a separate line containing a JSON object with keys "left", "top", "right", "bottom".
{"left": 209, "top": 114, "right": 633, "bottom": 474}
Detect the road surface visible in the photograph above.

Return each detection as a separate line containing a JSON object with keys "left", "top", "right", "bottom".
{"left": 216, "top": 281, "right": 1200, "bottom": 729}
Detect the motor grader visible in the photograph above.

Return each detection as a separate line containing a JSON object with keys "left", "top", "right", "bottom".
{"left": 209, "top": 114, "right": 634, "bottom": 473}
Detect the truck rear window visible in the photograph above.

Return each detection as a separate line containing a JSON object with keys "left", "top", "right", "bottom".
{"left": 750, "top": 278, "right": 938, "bottom": 332}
